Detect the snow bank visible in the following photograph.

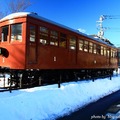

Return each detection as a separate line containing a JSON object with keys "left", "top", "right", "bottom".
{"left": 0, "top": 75, "right": 120, "bottom": 120}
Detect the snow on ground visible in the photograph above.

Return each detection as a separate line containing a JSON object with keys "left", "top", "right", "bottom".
{"left": 0, "top": 72, "right": 120, "bottom": 120}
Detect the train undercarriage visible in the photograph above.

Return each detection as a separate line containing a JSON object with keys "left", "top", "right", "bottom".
{"left": 0, "top": 68, "right": 115, "bottom": 90}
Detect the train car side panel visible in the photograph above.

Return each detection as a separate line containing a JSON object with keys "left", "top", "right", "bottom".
{"left": 0, "top": 17, "right": 27, "bottom": 69}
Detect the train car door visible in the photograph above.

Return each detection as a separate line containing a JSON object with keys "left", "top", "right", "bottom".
{"left": 28, "top": 25, "right": 37, "bottom": 64}
{"left": 68, "top": 36, "right": 77, "bottom": 65}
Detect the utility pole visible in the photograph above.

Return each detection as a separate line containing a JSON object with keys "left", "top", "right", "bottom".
{"left": 96, "top": 15, "right": 120, "bottom": 39}
{"left": 96, "top": 15, "right": 107, "bottom": 39}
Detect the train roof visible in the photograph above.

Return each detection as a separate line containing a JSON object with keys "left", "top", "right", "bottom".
{"left": 0, "top": 12, "right": 116, "bottom": 48}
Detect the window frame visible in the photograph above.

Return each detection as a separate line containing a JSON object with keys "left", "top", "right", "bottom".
{"left": 39, "top": 26, "right": 49, "bottom": 45}
{"left": 83, "top": 40, "right": 88, "bottom": 52}
{"left": 11, "top": 23, "right": 22, "bottom": 42}
{"left": 1, "top": 25, "right": 9, "bottom": 42}
{"left": 59, "top": 33, "right": 67, "bottom": 48}
{"left": 101, "top": 46, "right": 104, "bottom": 55}
{"left": 93, "top": 44, "right": 97, "bottom": 54}
{"left": 104, "top": 47, "right": 107, "bottom": 56}
{"left": 79, "top": 39, "right": 84, "bottom": 51}
{"left": 69, "top": 36, "right": 76, "bottom": 50}
{"left": 29, "top": 25, "right": 36, "bottom": 42}
{"left": 89, "top": 42, "right": 93, "bottom": 53}
{"left": 50, "top": 30, "right": 58, "bottom": 46}
{"left": 96, "top": 45, "right": 101, "bottom": 55}
{"left": 107, "top": 48, "right": 110, "bottom": 57}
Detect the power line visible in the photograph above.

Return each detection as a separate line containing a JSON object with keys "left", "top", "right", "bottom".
{"left": 96, "top": 15, "right": 120, "bottom": 39}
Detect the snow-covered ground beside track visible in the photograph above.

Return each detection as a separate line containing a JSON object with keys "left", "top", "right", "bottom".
{"left": 0, "top": 71, "right": 119, "bottom": 120}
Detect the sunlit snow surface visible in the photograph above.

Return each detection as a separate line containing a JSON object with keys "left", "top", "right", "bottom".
{"left": 0, "top": 71, "right": 120, "bottom": 120}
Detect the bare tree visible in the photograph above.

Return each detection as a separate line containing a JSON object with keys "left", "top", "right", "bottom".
{"left": 0, "top": 0, "right": 31, "bottom": 19}
{"left": 8, "top": 0, "right": 31, "bottom": 13}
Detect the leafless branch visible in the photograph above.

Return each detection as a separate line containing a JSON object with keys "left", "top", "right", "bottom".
{"left": 9, "top": 0, "right": 31, "bottom": 13}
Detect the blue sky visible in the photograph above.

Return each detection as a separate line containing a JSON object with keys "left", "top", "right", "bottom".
{"left": 1, "top": 0, "right": 120, "bottom": 46}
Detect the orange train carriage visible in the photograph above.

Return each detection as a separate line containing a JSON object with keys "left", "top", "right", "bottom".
{"left": 0, "top": 12, "right": 118, "bottom": 88}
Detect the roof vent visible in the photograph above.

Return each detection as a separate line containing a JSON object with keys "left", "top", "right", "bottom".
{"left": 31, "top": 12, "right": 38, "bottom": 15}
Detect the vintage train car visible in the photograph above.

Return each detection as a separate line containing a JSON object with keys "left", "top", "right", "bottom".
{"left": 117, "top": 47, "right": 120, "bottom": 67}
{"left": 0, "top": 12, "right": 118, "bottom": 87}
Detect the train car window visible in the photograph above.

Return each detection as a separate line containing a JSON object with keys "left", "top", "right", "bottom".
{"left": 101, "top": 46, "right": 104, "bottom": 55}
{"left": 113, "top": 51, "right": 115, "bottom": 58}
{"left": 104, "top": 47, "right": 107, "bottom": 56}
{"left": 79, "top": 40, "right": 83, "bottom": 51}
{"left": 89, "top": 42, "right": 93, "bottom": 53}
{"left": 59, "top": 33, "right": 67, "bottom": 48}
{"left": 84, "top": 41, "right": 88, "bottom": 52}
{"left": 50, "top": 30, "right": 58, "bottom": 46}
{"left": 69, "top": 36, "right": 76, "bottom": 50}
{"left": 112, "top": 50, "right": 117, "bottom": 58}
{"left": 39, "top": 27, "right": 49, "bottom": 45}
{"left": 107, "top": 49, "right": 110, "bottom": 57}
{"left": 30, "top": 25, "right": 36, "bottom": 42}
{"left": 11, "top": 24, "right": 22, "bottom": 41}
{"left": 96, "top": 45, "right": 101, "bottom": 54}
{"left": 40, "top": 26, "right": 48, "bottom": 33}
{"left": 115, "top": 50, "right": 118, "bottom": 58}
{"left": 111, "top": 50, "right": 113, "bottom": 57}
{"left": 1, "top": 26, "right": 9, "bottom": 42}
{"left": 93, "top": 44, "right": 97, "bottom": 54}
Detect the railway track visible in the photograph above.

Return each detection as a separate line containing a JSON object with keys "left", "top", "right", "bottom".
{"left": 0, "top": 87, "right": 18, "bottom": 92}
{"left": 0, "top": 73, "right": 118, "bottom": 93}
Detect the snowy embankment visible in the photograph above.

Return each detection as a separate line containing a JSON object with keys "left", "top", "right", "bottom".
{"left": 0, "top": 73, "right": 120, "bottom": 120}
